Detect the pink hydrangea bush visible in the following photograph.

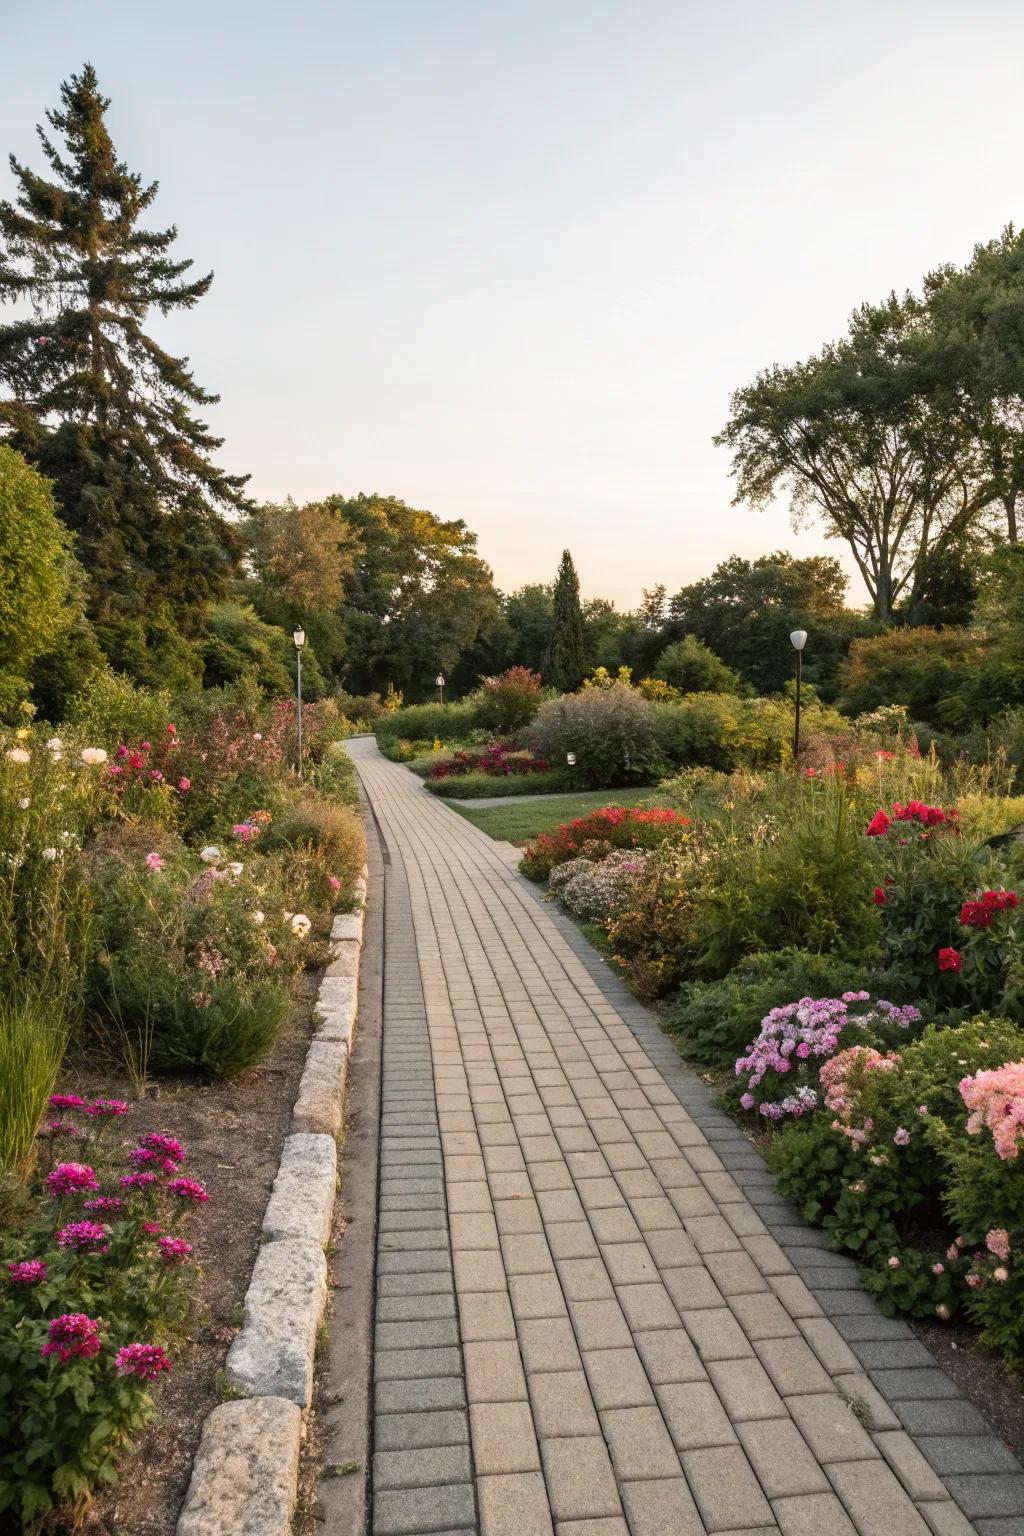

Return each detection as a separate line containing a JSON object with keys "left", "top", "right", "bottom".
{"left": 960, "top": 1060, "right": 1024, "bottom": 1161}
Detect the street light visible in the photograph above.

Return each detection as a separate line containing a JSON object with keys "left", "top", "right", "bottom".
{"left": 293, "top": 628, "right": 306, "bottom": 778}
{"left": 436, "top": 674, "right": 445, "bottom": 706}
{"left": 790, "top": 629, "right": 807, "bottom": 763}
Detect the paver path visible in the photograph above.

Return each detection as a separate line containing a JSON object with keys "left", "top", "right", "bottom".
{"left": 348, "top": 739, "right": 1023, "bottom": 1536}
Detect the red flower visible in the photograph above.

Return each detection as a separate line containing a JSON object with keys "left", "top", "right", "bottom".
{"left": 938, "top": 947, "right": 963, "bottom": 973}
{"left": 873, "top": 887, "right": 887, "bottom": 906}
{"left": 865, "top": 809, "right": 890, "bottom": 837}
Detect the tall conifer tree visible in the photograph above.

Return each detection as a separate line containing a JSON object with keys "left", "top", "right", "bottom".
{"left": 0, "top": 65, "right": 247, "bottom": 682}
{"left": 544, "top": 549, "right": 587, "bottom": 691}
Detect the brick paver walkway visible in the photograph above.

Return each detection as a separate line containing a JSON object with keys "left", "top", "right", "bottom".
{"left": 349, "top": 739, "right": 1024, "bottom": 1536}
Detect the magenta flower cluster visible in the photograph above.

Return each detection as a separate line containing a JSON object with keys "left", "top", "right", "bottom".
{"left": 7, "top": 1259, "right": 47, "bottom": 1286}
{"left": 115, "top": 1342, "right": 171, "bottom": 1380}
{"left": 41, "top": 1313, "right": 102, "bottom": 1364}
{"left": 735, "top": 993, "right": 921, "bottom": 1120}
{"left": 55, "top": 1220, "right": 110, "bottom": 1255}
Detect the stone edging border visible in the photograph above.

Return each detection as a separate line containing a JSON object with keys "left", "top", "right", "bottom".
{"left": 175, "top": 865, "right": 369, "bottom": 1536}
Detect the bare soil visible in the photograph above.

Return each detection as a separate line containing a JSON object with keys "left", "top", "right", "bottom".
{"left": 48, "top": 970, "right": 321, "bottom": 1536}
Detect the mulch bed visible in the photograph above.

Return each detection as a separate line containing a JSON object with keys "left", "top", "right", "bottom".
{"left": 914, "top": 1320, "right": 1024, "bottom": 1458}
{"left": 47, "top": 970, "right": 321, "bottom": 1536}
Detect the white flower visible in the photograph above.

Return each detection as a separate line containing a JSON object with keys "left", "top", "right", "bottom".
{"left": 46, "top": 736, "right": 63, "bottom": 753}
{"left": 80, "top": 747, "right": 108, "bottom": 766}
{"left": 6, "top": 747, "right": 30, "bottom": 765}
{"left": 17, "top": 797, "right": 29, "bottom": 810}
{"left": 251, "top": 910, "right": 265, "bottom": 926}
{"left": 199, "top": 846, "right": 221, "bottom": 864}
{"left": 41, "top": 847, "right": 58, "bottom": 861}
{"left": 290, "top": 913, "right": 311, "bottom": 938}
{"left": 226, "top": 861, "right": 244, "bottom": 878}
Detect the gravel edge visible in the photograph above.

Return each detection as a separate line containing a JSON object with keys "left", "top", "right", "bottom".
{"left": 175, "top": 869, "right": 369, "bottom": 1536}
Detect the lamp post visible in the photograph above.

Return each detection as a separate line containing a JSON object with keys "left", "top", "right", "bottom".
{"left": 436, "top": 674, "right": 445, "bottom": 706}
{"left": 790, "top": 629, "right": 807, "bottom": 763}
{"left": 293, "top": 628, "right": 306, "bottom": 778}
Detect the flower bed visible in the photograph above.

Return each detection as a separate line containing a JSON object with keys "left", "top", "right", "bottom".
{"left": 520, "top": 803, "right": 689, "bottom": 881}
{"left": 427, "top": 741, "right": 551, "bottom": 781}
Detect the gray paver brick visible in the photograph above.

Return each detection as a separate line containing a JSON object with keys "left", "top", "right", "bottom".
{"left": 618, "top": 1477, "right": 704, "bottom": 1536}
{"left": 656, "top": 1380, "right": 736, "bottom": 1450}
{"left": 786, "top": 1392, "right": 878, "bottom": 1462}
{"left": 373, "top": 1483, "right": 477, "bottom": 1535}
{"left": 541, "top": 1437, "right": 622, "bottom": 1521}
{"left": 737, "top": 1417, "right": 830, "bottom": 1498}
{"left": 583, "top": 1347, "right": 656, "bottom": 1409}
{"left": 754, "top": 1335, "right": 834, "bottom": 1396}
{"left": 375, "top": 1409, "right": 469, "bottom": 1450}
{"left": 681, "top": 1306, "right": 753, "bottom": 1361}
{"left": 601, "top": 1404, "right": 682, "bottom": 1480}
{"left": 373, "top": 1443, "right": 473, "bottom": 1490}
{"left": 470, "top": 1400, "right": 540, "bottom": 1474}
{"left": 634, "top": 1327, "right": 706, "bottom": 1384}
{"left": 706, "top": 1356, "right": 785, "bottom": 1421}
{"left": 530, "top": 1371, "right": 601, "bottom": 1437}
{"left": 464, "top": 1339, "right": 528, "bottom": 1403}
{"left": 477, "top": 1471, "right": 554, "bottom": 1536}
{"left": 772, "top": 1491, "right": 858, "bottom": 1535}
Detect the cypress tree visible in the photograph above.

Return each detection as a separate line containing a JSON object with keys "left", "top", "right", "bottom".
{"left": 544, "top": 549, "right": 587, "bottom": 691}
{"left": 0, "top": 65, "right": 247, "bottom": 682}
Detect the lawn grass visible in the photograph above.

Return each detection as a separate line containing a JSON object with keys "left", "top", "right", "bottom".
{"left": 447, "top": 787, "right": 657, "bottom": 844}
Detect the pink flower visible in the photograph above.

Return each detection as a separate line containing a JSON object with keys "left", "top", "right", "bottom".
{"left": 141, "top": 1133, "right": 185, "bottom": 1162}
{"left": 129, "top": 1147, "right": 179, "bottom": 1174}
{"left": 994, "top": 1267, "right": 1009, "bottom": 1283}
{"left": 40, "top": 1120, "right": 79, "bottom": 1139}
{"left": 115, "top": 1342, "right": 171, "bottom": 1380}
{"left": 328, "top": 875, "right": 341, "bottom": 892}
{"left": 918, "top": 1105, "right": 929, "bottom": 1116}
{"left": 866, "top": 809, "right": 891, "bottom": 837}
{"left": 158, "top": 1235, "right": 193, "bottom": 1264}
{"left": 937, "top": 947, "right": 963, "bottom": 973}
{"left": 56, "top": 1220, "right": 110, "bottom": 1254}
{"left": 145, "top": 851, "right": 164, "bottom": 871}
{"left": 120, "top": 1171, "right": 158, "bottom": 1191}
{"left": 966, "top": 1272, "right": 984, "bottom": 1289}
{"left": 49, "top": 1093, "right": 85, "bottom": 1111}
{"left": 961, "top": 1062, "right": 1024, "bottom": 1160}
{"left": 936, "top": 1303, "right": 951, "bottom": 1320}
{"left": 84, "top": 1196, "right": 124, "bottom": 1215}
{"left": 41, "top": 1313, "right": 102, "bottom": 1364}
{"left": 167, "top": 1176, "right": 209, "bottom": 1204}
{"left": 986, "top": 1228, "right": 1011, "bottom": 1261}
{"left": 84, "top": 1098, "right": 129, "bottom": 1118}
{"left": 178, "top": 777, "right": 191, "bottom": 792}
{"left": 873, "top": 886, "right": 887, "bottom": 905}
{"left": 7, "top": 1259, "right": 47, "bottom": 1285}
{"left": 931, "top": 1262, "right": 944, "bottom": 1275}
{"left": 141, "top": 1220, "right": 162, "bottom": 1235}
{"left": 47, "top": 1162, "right": 99, "bottom": 1196}
{"left": 887, "top": 1255, "right": 901, "bottom": 1269}
{"left": 893, "top": 1127, "right": 910, "bottom": 1146}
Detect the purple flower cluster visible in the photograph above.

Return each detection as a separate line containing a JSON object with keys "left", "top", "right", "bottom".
{"left": 41, "top": 1312, "right": 102, "bottom": 1364}
{"left": 7, "top": 1259, "right": 47, "bottom": 1286}
{"left": 735, "top": 994, "right": 921, "bottom": 1120}
{"left": 55, "top": 1220, "right": 110, "bottom": 1254}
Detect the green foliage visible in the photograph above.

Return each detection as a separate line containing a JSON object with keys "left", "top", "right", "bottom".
{"left": 529, "top": 684, "right": 662, "bottom": 788}
{"left": 653, "top": 693, "right": 844, "bottom": 774}
{"left": 653, "top": 635, "right": 741, "bottom": 695}
{"left": 666, "top": 552, "right": 866, "bottom": 694}
{"left": 0, "top": 446, "right": 82, "bottom": 717}
{"left": 374, "top": 700, "right": 479, "bottom": 745}
{"left": 543, "top": 550, "right": 587, "bottom": 692}
{"left": 202, "top": 602, "right": 326, "bottom": 699}
{"left": 0, "top": 998, "right": 70, "bottom": 1178}
{"left": 839, "top": 627, "right": 985, "bottom": 720}
{"left": 425, "top": 768, "right": 575, "bottom": 800}
{"left": 66, "top": 669, "right": 175, "bottom": 749}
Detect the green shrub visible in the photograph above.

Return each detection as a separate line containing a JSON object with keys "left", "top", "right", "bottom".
{"left": 529, "top": 684, "right": 662, "bottom": 788}
{"left": 308, "top": 740, "right": 361, "bottom": 807}
{"left": 653, "top": 636, "right": 741, "bottom": 695}
{"left": 425, "top": 768, "right": 576, "bottom": 799}
{"left": 667, "top": 949, "right": 904, "bottom": 1068}
{"left": 0, "top": 999, "right": 70, "bottom": 1180}
{"left": 374, "top": 701, "right": 479, "bottom": 744}
{"left": 66, "top": 667, "right": 174, "bottom": 749}
{"left": 262, "top": 792, "right": 366, "bottom": 894}
{"left": 839, "top": 627, "right": 984, "bottom": 720}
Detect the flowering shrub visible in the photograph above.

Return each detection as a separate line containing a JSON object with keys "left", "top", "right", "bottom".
{"left": 520, "top": 804, "right": 688, "bottom": 881}
{"left": 529, "top": 683, "right": 664, "bottom": 789}
{"left": 0, "top": 1098, "right": 204, "bottom": 1526}
{"left": 961, "top": 1060, "right": 1024, "bottom": 1161}
{"left": 549, "top": 848, "right": 652, "bottom": 927}
{"left": 429, "top": 743, "right": 551, "bottom": 780}
{"left": 734, "top": 996, "right": 920, "bottom": 1121}
{"left": 474, "top": 667, "right": 544, "bottom": 733}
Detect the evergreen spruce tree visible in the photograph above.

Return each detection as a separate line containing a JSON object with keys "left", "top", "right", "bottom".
{"left": 0, "top": 65, "right": 247, "bottom": 682}
{"left": 544, "top": 549, "right": 587, "bottom": 691}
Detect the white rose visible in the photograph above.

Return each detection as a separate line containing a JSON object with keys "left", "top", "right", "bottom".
{"left": 80, "top": 747, "right": 108, "bottom": 766}
{"left": 6, "top": 748, "right": 30, "bottom": 765}
{"left": 17, "top": 797, "right": 29, "bottom": 810}
{"left": 290, "top": 913, "right": 311, "bottom": 938}
{"left": 199, "top": 846, "right": 221, "bottom": 864}
{"left": 41, "top": 847, "right": 58, "bottom": 861}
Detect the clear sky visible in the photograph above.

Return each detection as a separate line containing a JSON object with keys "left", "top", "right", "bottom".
{"left": 3, "top": 0, "right": 1023, "bottom": 608}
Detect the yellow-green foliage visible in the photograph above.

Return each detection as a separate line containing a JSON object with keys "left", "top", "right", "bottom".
{"left": 0, "top": 447, "right": 78, "bottom": 716}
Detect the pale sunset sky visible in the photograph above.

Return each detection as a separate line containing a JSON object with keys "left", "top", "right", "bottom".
{"left": 3, "top": 0, "right": 1023, "bottom": 607}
